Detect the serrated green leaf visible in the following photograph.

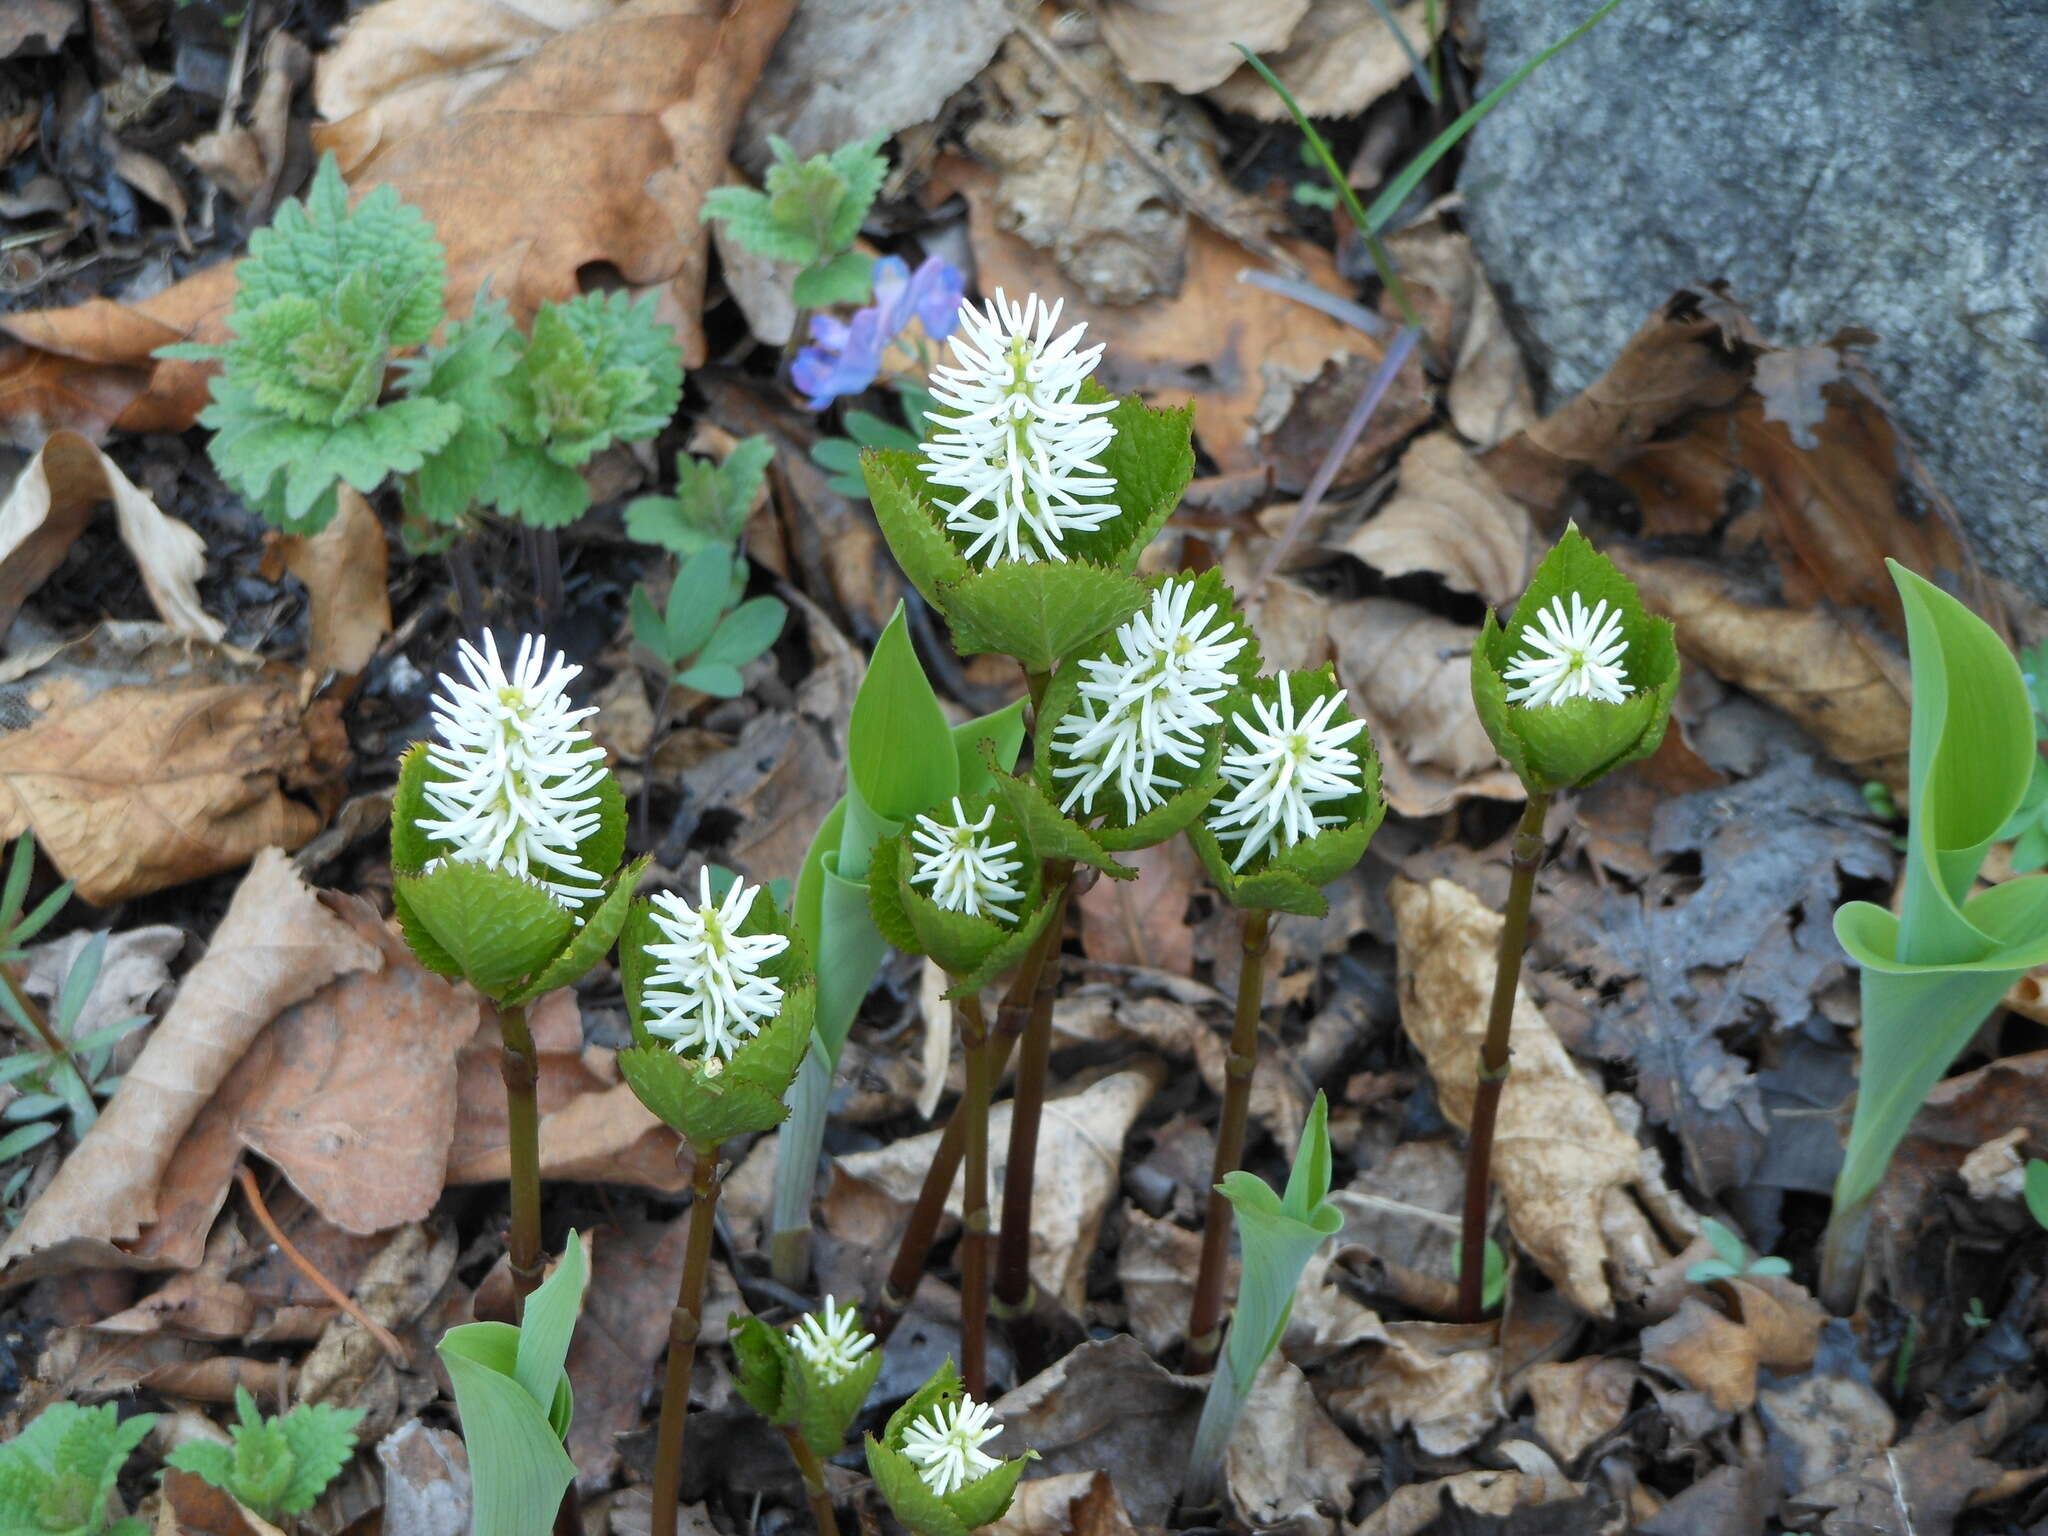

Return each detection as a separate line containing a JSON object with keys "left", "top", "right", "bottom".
{"left": 698, "top": 596, "right": 786, "bottom": 669}
{"left": 1053, "top": 386, "right": 1195, "bottom": 571}
{"left": 947, "top": 560, "right": 1148, "bottom": 672}
{"left": 793, "top": 249, "right": 877, "bottom": 309}
{"left": 866, "top": 1436, "right": 973, "bottom": 1536}
{"left": 398, "top": 297, "right": 521, "bottom": 525}
{"left": 985, "top": 754, "right": 1130, "bottom": 879}
{"left": 208, "top": 387, "right": 463, "bottom": 531}
{"left": 821, "top": 136, "right": 889, "bottom": 250}
{"left": 2, "top": 1401, "right": 157, "bottom": 1536}
{"left": 863, "top": 448, "right": 974, "bottom": 613}
{"left": 700, "top": 183, "right": 820, "bottom": 264}
{"left": 481, "top": 442, "right": 590, "bottom": 529}
{"left": 793, "top": 1343, "right": 882, "bottom": 1459}
{"left": 864, "top": 836, "right": 922, "bottom": 956}
{"left": 392, "top": 862, "right": 575, "bottom": 998}
{"left": 729, "top": 1314, "right": 792, "bottom": 1421}
{"left": 507, "top": 857, "right": 646, "bottom": 1005}
{"left": 163, "top": 1439, "right": 235, "bottom": 1495}
{"left": 945, "top": 1453, "right": 1030, "bottom": 1532}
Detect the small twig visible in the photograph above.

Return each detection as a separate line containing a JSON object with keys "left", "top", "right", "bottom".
{"left": 1014, "top": 20, "right": 1305, "bottom": 281}
{"left": 236, "top": 1165, "right": 410, "bottom": 1365}
{"left": 201, "top": 0, "right": 258, "bottom": 236}
{"left": 1237, "top": 268, "right": 1388, "bottom": 337}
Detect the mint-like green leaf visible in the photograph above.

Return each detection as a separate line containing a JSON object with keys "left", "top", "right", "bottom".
{"left": 398, "top": 296, "right": 521, "bottom": 526}
{"left": 163, "top": 1439, "right": 235, "bottom": 1495}
{"left": 2, "top": 1401, "right": 158, "bottom": 1536}
{"left": 273, "top": 1401, "right": 364, "bottom": 1516}
{"left": 392, "top": 861, "right": 576, "bottom": 999}
{"left": 207, "top": 384, "right": 463, "bottom": 532}
{"left": 793, "top": 249, "right": 877, "bottom": 309}
{"left": 506, "top": 293, "right": 683, "bottom": 469}
{"left": 625, "top": 439, "right": 768, "bottom": 554}
{"left": 701, "top": 183, "right": 821, "bottom": 265}
{"left": 821, "top": 136, "right": 889, "bottom": 251}
{"left": 481, "top": 442, "right": 591, "bottom": 529}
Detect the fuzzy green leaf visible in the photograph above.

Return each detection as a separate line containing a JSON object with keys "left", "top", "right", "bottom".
{"left": 944, "top": 560, "right": 1149, "bottom": 673}
{"left": 481, "top": 442, "right": 591, "bottom": 529}
{"left": 699, "top": 184, "right": 819, "bottom": 264}
{"left": 729, "top": 1314, "right": 792, "bottom": 1422}
{"left": 0, "top": 1401, "right": 157, "bottom": 1536}
{"left": 397, "top": 297, "right": 522, "bottom": 525}
{"left": 793, "top": 249, "right": 877, "bottom": 309}
{"left": 392, "top": 861, "right": 576, "bottom": 999}
{"left": 502, "top": 293, "right": 683, "bottom": 471}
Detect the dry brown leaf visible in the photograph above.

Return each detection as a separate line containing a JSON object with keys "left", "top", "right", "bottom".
{"left": 1095, "top": 0, "right": 1311, "bottom": 94}
{"left": 1376, "top": 219, "right": 1537, "bottom": 451}
{"left": 1391, "top": 878, "right": 1648, "bottom": 1316}
{"left": 133, "top": 902, "right": 478, "bottom": 1270}
{"left": 296, "top": 1219, "right": 459, "bottom": 1420}
{"left": 1076, "top": 838, "right": 1197, "bottom": 973}
{"left": 1327, "top": 600, "right": 1523, "bottom": 817}
{"left": 0, "top": 626, "right": 347, "bottom": 903}
{"left": 1114, "top": 1205, "right": 1215, "bottom": 1356}
{"left": 445, "top": 990, "right": 684, "bottom": 1192}
{"left": 0, "top": 430, "right": 220, "bottom": 639}
{"left": 835, "top": 1065, "right": 1160, "bottom": 1309}
{"left": 933, "top": 156, "right": 1424, "bottom": 479}
{"left": 1351, "top": 1471, "right": 1529, "bottom": 1536}
{"left": 181, "top": 31, "right": 311, "bottom": 216}
{"left": 564, "top": 1217, "right": 689, "bottom": 1491}
{"left": 377, "top": 1421, "right": 471, "bottom": 1536}
{"left": 273, "top": 486, "right": 391, "bottom": 675}
{"left": 1641, "top": 1296, "right": 1758, "bottom": 1413}
{"left": 1, "top": 0, "right": 78, "bottom": 57}
{"left": 1342, "top": 431, "right": 1532, "bottom": 606}
{"left": 1519, "top": 1357, "right": 1635, "bottom": 1464}
{"left": 989, "top": 1471, "right": 1138, "bottom": 1536}
{"left": 1206, "top": 0, "right": 1442, "bottom": 120}
{"left": 1224, "top": 1355, "right": 1372, "bottom": 1536}
{"left": 1323, "top": 1316, "right": 1501, "bottom": 1456}
{"left": 160, "top": 1467, "right": 287, "bottom": 1536}
{"left": 0, "top": 850, "right": 381, "bottom": 1285}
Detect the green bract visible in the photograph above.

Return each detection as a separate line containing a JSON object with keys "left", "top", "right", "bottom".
{"left": 730, "top": 1311, "right": 885, "bottom": 1458}
{"left": 163, "top": 1388, "right": 363, "bottom": 1523}
{"left": 1824, "top": 563, "right": 2048, "bottom": 1300}
{"left": 389, "top": 744, "right": 644, "bottom": 1003}
{"left": 483, "top": 292, "right": 686, "bottom": 529}
{"left": 867, "top": 789, "right": 1055, "bottom": 997}
{"left": 1187, "top": 668, "right": 1385, "bottom": 917}
{"left": 162, "top": 153, "right": 456, "bottom": 533}
{"left": 615, "top": 887, "right": 816, "bottom": 1147}
{"left": 861, "top": 387, "right": 1195, "bottom": 670}
{"left": 438, "top": 1232, "right": 586, "bottom": 1536}
{"left": 0, "top": 1401, "right": 156, "bottom": 1536}
{"left": 864, "top": 1362, "right": 1032, "bottom": 1536}
{"left": 1470, "top": 525, "right": 1678, "bottom": 794}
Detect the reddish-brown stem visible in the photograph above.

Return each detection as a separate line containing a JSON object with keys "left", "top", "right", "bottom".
{"left": 494, "top": 1000, "right": 546, "bottom": 1312}
{"left": 650, "top": 1143, "right": 723, "bottom": 1536}
{"left": 992, "top": 870, "right": 1074, "bottom": 1314}
{"left": 0, "top": 966, "right": 86, "bottom": 1104}
{"left": 957, "top": 991, "right": 995, "bottom": 1397}
{"left": 1456, "top": 792, "right": 1551, "bottom": 1323}
{"left": 779, "top": 1427, "right": 840, "bottom": 1536}
{"left": 235, "top": 1165, "right": 410, "bottom": 1364}
{"left": 869, "top": 916, "right": 1060, "bottom": 1345}
{"left": 1184, "top": 908, "right": 1272, "bottom": 1374}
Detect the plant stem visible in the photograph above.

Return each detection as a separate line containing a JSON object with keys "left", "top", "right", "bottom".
{"left": 869, "top": 912, "right": 1061, "bottom": 1345}
{"left": 779, "top": 1426, "right": 840, "bottom": 1536}
{"left": 992, "top": 870, "right": 1074, "bottom": 1318}
{"left": 1818, "top": 1197, "right": 1871, "bottom": 1315}
{"left": 650, "top": 1142, "right": 724, "bottom": 1536}
{"left": 535, "top": 528, "right": 565, "bottom": 620}
{"left": 1184, "top": 907, "right": 1272, "bottom": 1375}
{"left": 494, "top": 1000, "right": 546, "bottom": 1311}
{"left": 0, "top": 967, "right": 86, "bottom": 1106}
{"left": 1456, "top": 791, "right": 1551, "bottom": 1323}
{"left": 445, "top": 538, "right": 485, "bottom": 636}
{"left": 957, "top": 990, "right": 995, "bottom": 1398}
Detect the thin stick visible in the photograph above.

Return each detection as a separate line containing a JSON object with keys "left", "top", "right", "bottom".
{"left": 779, "top": 1426, "right": 841, "bottom": 1536}
{"left": 1184, "top": 908, "right": 1272, "bottom": 1374}
{"left": 650, "top": 1144, "right": 724, "bottom": 1536}
{"left": 235, "top": 1165, "right": 410, "bottom": 1365}
{"left": 991, "top": 872, "right": 1074, "bottom": 1316}
{"left": 1456, "top": 792, "right": 1551, "bottom": 1322}
{"left": 869, "top": 907, "right": 1062, "bottom": 1346}
{"left": 957, "top": 991, "right": 995, "bottom": 1397}
{"left": 494, "top": 1000, "right": 547, "bottom": 1311}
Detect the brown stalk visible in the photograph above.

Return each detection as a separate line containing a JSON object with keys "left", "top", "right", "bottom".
{"left": 235, "top": 1164, "right": 409, "bottom": 1364}
{"left": 1456, "top": 792, "right": 1551, "bottom": 1322}
{"left": 991, "top": 871, "right": 1074, "bottom": 1322}
{"left": 1183, "top": 907, "right": 1271, "bottom": 1374}
{"left": 494, "top": 999, "right": 547, "bottom": 1311}
{"left": 956, "top": 990, "right": 995, "bottom": 1397}
{"left": 650, "top": 1142, "right": 724, "bottom": 1536}
{"left": 779, "top": 1427, "right": 841, "bottom": 1536}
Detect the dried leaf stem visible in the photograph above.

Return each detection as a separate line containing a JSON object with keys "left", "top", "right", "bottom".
{"left": 650, "top": 1143, "right": 724, "bottom": 1536}
{"left": 1184, "top": 907, "right": 1271, "bottom": 1374}
{"left": 494, "top": 999, "right": 546, "bottom": 1310}
{"left": 1456, "top": 791, "right": 1551, "bottom": 1322}
{"left": 234, "top": 1164, "right": 410, "bottom": 1364}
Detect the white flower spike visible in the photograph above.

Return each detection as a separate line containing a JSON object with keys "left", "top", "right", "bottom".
{"left": 1051, "top": 580, "right": 1246, "bottom": 820}
{"left": 640, "top": 869, "right": 791, "bottom": 1061}
{"left": 419, "top": 632, "right": 608, "bottom": 909}
{"left": 921, "top": 290, "right": 1119, "bottom": 566}
{"left": 789, "top": 1296, "right": 876, "bottom": 1383}
{"left": 900, "top": 1395, "right": 1002, "bottom": 1498}
{"left": 908, "top": 798, "right": 1028, "bottom": 923}
{"left": 1502, "top": 592, "right": 1632, "bottom": 708}
{"left": 1207, "top": 674, "right": 1367, "bottom": 871}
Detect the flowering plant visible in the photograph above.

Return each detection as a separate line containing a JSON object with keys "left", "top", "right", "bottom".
{"left": 733, "top": 1297, "right": 883, "bottom": 1534}
{"left": 794, "top": 254, "right": 964, "bottom": 410}
{"left": 864, "top": 1361, "right": 1031, "bottom": 1536}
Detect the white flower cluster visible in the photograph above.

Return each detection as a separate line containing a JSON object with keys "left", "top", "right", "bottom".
{"left": 1503, "top": 592, "right": 1632, "bottom": 708}
{"left": 640, "top": 870, "right": 790, "bottom": 1061}
{"left": 419, "top": 632, "right": 608, "bottom": 909}
{"left": 901, "top": 1395, "right": 1002, "bottom": 1497}
{"left": 1051, "top": 580, "right": 1247, "bottom": 820}
{"left": 921, "top": 291, "right": 1118, "bottom": 566}
{"left": 907, "top": 798, "right": 1027, "bottom": 923}
{"left": 788, "top": 1296, "right": 875, "bottom": 1383}
{"left": 1206, "top": 673, "right": 1367, "bottom": 871}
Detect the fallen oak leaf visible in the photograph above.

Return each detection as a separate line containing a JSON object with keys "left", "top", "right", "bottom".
{"left": 0, "top": 849, "right": 381, "bottom": 1286}
{"left": 0, "top": 430, "right": 222, "bottom": 640}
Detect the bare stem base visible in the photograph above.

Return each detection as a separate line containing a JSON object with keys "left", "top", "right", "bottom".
{"left": 649, "top": 1143, "right": 724, "bottom": 1536}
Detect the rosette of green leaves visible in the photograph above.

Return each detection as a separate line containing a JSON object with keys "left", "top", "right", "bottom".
{"left": 868, "top": 789, "right": 1056, "bottom": 999}
{"left": 161, "top": 154, "right": 455, "bottom": 534}
{"left": 164, "top": 1388, "right": 362, "bottom": 1524}
{"left": 438, "top": 1231, "right": 587, "bottom": 1536}
{"left": 0, "top": 1401, "right": 156, "bottom": 1536}
{"left": 773, "top": 607, "right": 1027, "bottom": 1271}
{"left": 614, "top": 885, "right": 816, "bottom": 1149}
{"left": 1187, "top": 1093, "right": 1341, "bottom": 1491}
{"left": 1186, "top": 668, "right": 1385, "bottom": 918}
{"left": 393, "top": 293, "right": 524, "bottom": 540}
{"left": 1823, "top": 562, "right": 2048, "bottom": 1304}
{"left": 864, "top": 1362, "right": 1032, "bottom": 1536}
{"left": 1469, "top": 525, "right": 1678, "bottom": 795}
{"left": 730, "top": 1311, "right": 884, "bottom": 1458}
{"left": 482, "top": 292, "right": 685, "bottom": 529}
{"left": 699, "top": 135, "right": 887, "bottom": 309}
{"left": 861, "top": 388, "right": 1194, "bottom": 671}
{"left": 389, "top": 746, "right": 646, "bottom": 1005}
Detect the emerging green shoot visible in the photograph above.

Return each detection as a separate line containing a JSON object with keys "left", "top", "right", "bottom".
{"left": 700, "top": 136, "right": 888, "bottom": 308}
{"left": 629, "top": 545, "right": 787, "bottom": 701}
{"left": 865, "top": 1360, "right": 1032, "bottom": 1536}
{"left": 163, "top": 1388, "right": 363, "bottom": 1523}
{"left": 1684, "top": 1218, "right": 1792, "bottom": 1284}
{"left": 626, "top": 436, "right": 776, "bottom": 557}
{"left": 1996, "top": 637, "right": 2048, "bottom": 872}
{"left": 0, "top": 1401, "right": 157, "bottom": 1536}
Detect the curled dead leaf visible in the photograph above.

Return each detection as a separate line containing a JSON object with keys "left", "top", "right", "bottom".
{"left": 1342, "top": 431, "right": 1532, "bottom": 606}
{"left": 273, "top": 486, "right": 391, "bottom": 675}
{"left": 1206, "top": 0, "right": 1443, "bottom": 121}
{"left": 1094, "top": 0, "right": 1312, "bottom": 95}
{"left": 1224, "top": 1355, "right": 1372, "bottom": 1536}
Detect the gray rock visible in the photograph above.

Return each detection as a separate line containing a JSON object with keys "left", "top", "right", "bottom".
{"left": 1458, "top": 0, "right": 2048, "bottom": 594}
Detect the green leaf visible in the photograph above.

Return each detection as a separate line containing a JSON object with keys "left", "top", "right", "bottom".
{"left": 506, "top": 856, "right": 647, "bottom": 1006}
{"left": 792, "top": 1342, "right": 882, "bottom": 1460}
{"left": 392, "top": 861, "right": 576, "bottom": 999}
{"left": 1700, "top": 1218, "right": 1746, "bottom": 1271}
{"left": 515, "top": 1229, "right": 588, "bottom": 1414}
{"left": 631, "top": 585, "right": 675, "bottom": 664}
{"left": 164, "top": 1439, "right": 235, "bottom": 1492}
{"left": 677, "top": 663, "right": 745, "bottom": 697}
{"left": 2027, "top": 1159, "right": 2048, "bottom": 1230}
{"left": 729, "top": 1314, "right": 792, "bottom": 1421}
{"left": 863, "top": 448, "right": 975, "bottom": 613}
{"left": 480, "top": 442, "right": 590, "bottom": 529}
{"left": 1051, "top": 387, "right": 1196, "bottom": 572}
{"left": 207, "top": 383, "right": 463, "bottom": 531}
{"left": 866, "top": 1437, "right": 973, "bottom": 1536}
{"left": 699, "top": 596, "right": 787, "bottom": 669}
{"left": 700, "top": 184, "right": 819, "bottom": 264}
{"left": 1218, "top": 1092, "right": 1341, "bottom": 1395}
{"left": 793, "top": 249, "right": 877, "bottom": 309}
{"left": 0, "top": 1401, "right": 157, "bottom": 1536}
{"left": 439, "top": 1321, "right": 579, "bottom": 1536}
{"left": 397, "top": 296, "right": 522, "bottom": 526}
{"left": 844, "top": 411, "right": 919, "bottom": 454}
{"left": 663, "top": 546, "right": 736, "bottom": 659}
{"left": 502, "top": 292, "right": 683, "bottom": 472}
{"left": 849, "top": 604, "right": 958, "bottom": 830}
{"left": 944, "top": 560, "right": 1148, "bottom": 673}
{"left": 985, "top": 755, "right": 1131, "bottom": 880}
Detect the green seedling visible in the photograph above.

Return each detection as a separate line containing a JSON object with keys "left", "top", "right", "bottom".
{"left": 700, "top": 136, "right": 888, "bottom": 309}
{"left": 1684, "top": 1218, "right": 1792, "bottom": 1284}
{"left": 164, "top": 1388, "right": 362, "bottom": 1524}
{"left": 811, "top": 383, "right": 935, "bottom": 501}
{"left": 0, "top": 1401, "right": 157, "bottom": 1536}
{"left": 732, "top": 1298, "right": 884, "bottom": 1536}
{"left": 630, "top": 544, "right": 787, "bottom": 700}
{"left": 865, "top": 1360, "right": 1032, "bottom": 1536}
{"left": 626, "top": 436, "right": 776, "bottom": 558}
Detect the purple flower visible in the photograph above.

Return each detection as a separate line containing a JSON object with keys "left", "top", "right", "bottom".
{"left": 792, "top": 254, "right": 965, "bottom": 411}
